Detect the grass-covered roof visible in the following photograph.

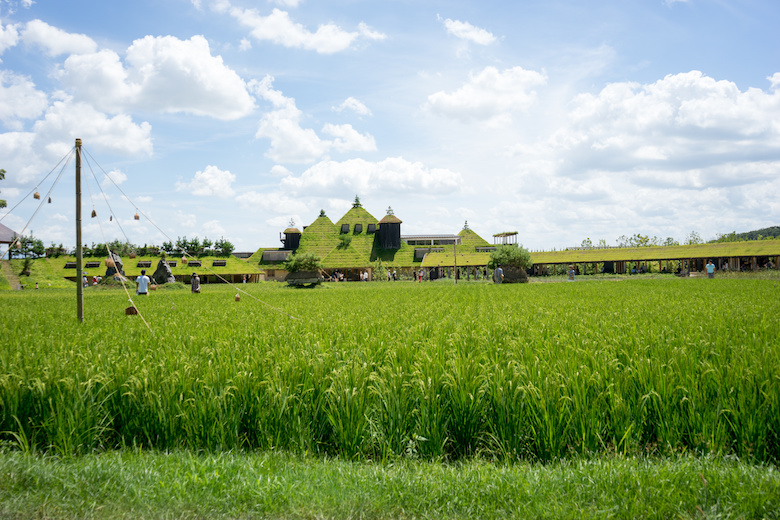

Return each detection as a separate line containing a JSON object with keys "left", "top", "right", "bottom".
{"left": 530, "top": 240, "right": 780, "bottom": 264}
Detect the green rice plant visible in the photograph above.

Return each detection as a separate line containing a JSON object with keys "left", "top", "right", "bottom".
{"left": 1, "top": 278, "right": 779, "bottom": 462}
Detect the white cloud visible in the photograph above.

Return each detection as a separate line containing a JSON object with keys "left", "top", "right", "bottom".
{"left": 332, "top": 97, "right": 372, "bottom": 116}
{"left": 239, "top": 37, "right": 251, "bottom": 51}
{"left": 0, "top": 96, "right": 153, "bottom": 184}
{"left": 0, "top": 70, "right": 48, "bottom": 128}
{"left": 0, "top": 21, "right": 20, "bottom": 56}
{"left": 270, "top": 165, "right": 293, "bottom": 177}
{"left": 438, "top": 15, "right": 496, "bottom": 45}
{"left": 251, "top": 76, "right": 376, "bottom": 163}
{"left": 427, "top": 66, "right": 547, "bottom": 125}
{"left": 271, "top": 0, "right": 300, "bottom": 6}
{"left": 227, "top": 5, "right": 385, "bottom": 54}
{"left": 176, "top": 165, "right": 236, "bottom": 198}
{"left": 280, "top": 157, "right": 464, "bottom": 197}
{"left": 321, "top": 123, "right": 376, "bottom": 153}
{"left": 202, "top": 220, "right": 225, "bottom": 236}
{"left": 770, "top": 73, "right": 780, "bottom": 90}
{"left": 175, "top": 210, "right": 197, "bottom": 228}
{"left": 102, "top": 169, "right": 128, "bottom": 187}
{"left": 58, "top": 35, "right": 255, "bottom": 120}
{"left": 21, "top": 19, "right": 97, "bottom": 56}
{"left": 543, "top": 71, "right": 780, "bottom": 178}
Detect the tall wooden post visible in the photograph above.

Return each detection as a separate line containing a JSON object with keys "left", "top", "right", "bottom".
{"left": 453, "top": 239, "right": 458, "bottom": 284}
{"left": 75, "top": 138, "right": 84, "bottom": 322}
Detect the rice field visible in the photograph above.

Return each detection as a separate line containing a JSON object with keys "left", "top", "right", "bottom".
{"left": 1, "top": 277, "right": 779, "bottom": 462}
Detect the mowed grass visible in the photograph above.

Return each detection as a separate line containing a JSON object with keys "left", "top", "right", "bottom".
{"left": 1, "top": 277, "right": 779, "bottom": 462}
{"left": 2, "top": 450, "right": 779, "bottom": 519}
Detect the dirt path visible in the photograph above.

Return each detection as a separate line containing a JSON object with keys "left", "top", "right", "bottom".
{"left": 0, "top": 260, "right": 21, "bottom": 289}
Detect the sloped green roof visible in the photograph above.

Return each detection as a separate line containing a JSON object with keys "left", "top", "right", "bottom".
{"left": 322, "top": 244, "right": 369, "bottom": 268}
{"left": 458, "top": 228, "right": 491, "bottom": 248}
{"left": 300, "top": 216, "right": 340, "bottom": 259}
{"left": 336, "top": 206, "right": 378, "bottom": 230}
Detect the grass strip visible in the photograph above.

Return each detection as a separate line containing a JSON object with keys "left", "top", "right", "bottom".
{"left": 1, "top": 451, "right": 778, "bottom": 519}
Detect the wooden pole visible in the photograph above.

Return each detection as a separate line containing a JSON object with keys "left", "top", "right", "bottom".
{"left": 453, "top": 238, "right": 458, "bottom": 284}
{"left": 75, "top": 138, "right": 84, "bottom": 322}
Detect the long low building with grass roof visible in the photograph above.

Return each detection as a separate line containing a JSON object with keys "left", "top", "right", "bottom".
{"left": 249, "top": 196, "right": 780, "bottom": 282}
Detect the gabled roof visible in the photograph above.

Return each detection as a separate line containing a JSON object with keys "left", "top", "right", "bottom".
{"left": 0, "top": 222, "right": 17, "bottom": 243}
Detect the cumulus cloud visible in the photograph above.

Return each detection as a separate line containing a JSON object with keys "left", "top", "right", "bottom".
{"left": 251, "top": 76, "right": 377, "bottom": 163}
{"left": 58, "top": 35, "right": 255, "bottom": 120}
{"left": 321, "top": 123, "right": 376, "bottom": 153}
{"left": 536, "top": 71, "right": 780, "bottom": 180}
{"left": 438, "top": 15, "right": 496, "bottom": 45}
{"left": 176, "top": 165, "right": 237, "bottom": 198}
{"left": 175, "top": 210, "right": 197, "bottom": 228}
{"left": 332, "top": 97, "right": 372, "bottom": 116}
{"left": 21, "top": 19, "right": 97, "bottom": 56}
{"left": 427, "top": 66, "right": 547, "bottom": 125}
{"left": 202, "top": 220, "right": 225, "bottom": 235}
{"left": 226, "top": 5, "right": 385, "bottom": 54}
{"left": 0, "top": 70, "right": 48, "bottom": 128}
{"left": 770, "top": 73, "right": 780, "bottom": 90}
{"left": 102, "top": 169, "right": 127, "bottom": 187}
{"left": 0, "top": 21, "right": 20, "bottom": 56}
{"left": 280, "top": 157, "right": 464, "bottom": 197}
{"left": 0, "top": 96, "right": 153, "bottom": 184}
{"left": 271, "top": 0, "right": 301, "bottom": 6}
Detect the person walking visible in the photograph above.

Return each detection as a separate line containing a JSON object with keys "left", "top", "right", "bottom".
{"left": 494, "top": 264, "right": 504, "bottom": 284}
{"left": 136, "top": 269, "right": 150, "bottom": 295}
{"left": 191, "top": 272, "right": 201, "bottom": 293}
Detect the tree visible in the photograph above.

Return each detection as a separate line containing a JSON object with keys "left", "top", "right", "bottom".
{"left": 487, "top": 244, "right": 532, "bottom": 270}
{"left": 0, "top": 168, "right": 6, "bottom": 209}
{"left": 283, "top": 251, "right": 322, "bottom": 272}
{"left": 215, "top": 237, "right": 234, "bottom": 257}
{"left": 685, "top": 230, "right": 703, "bottom": 245}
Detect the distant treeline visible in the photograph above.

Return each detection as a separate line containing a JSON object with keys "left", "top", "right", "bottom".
{"left": 714, "top": 226, "right": 780, "bottom": 243}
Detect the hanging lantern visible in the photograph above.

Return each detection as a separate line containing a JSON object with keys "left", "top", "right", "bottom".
{"left": 109, "top": 215, "right": 113, "bottom": 221}
{"left": 48, "top": 196, "right": 52, "bottom": 203}
{"left": 33, "top": 191, "right": 41, "bottom": 200}
{"left": 235, "top": 293, "right": 241, "bottom": 302}
{"left": 91, "top": 209, "right": 97, "bottom": 218}
{"left": 134, "top": 213, "right": 140, "bottom": 220}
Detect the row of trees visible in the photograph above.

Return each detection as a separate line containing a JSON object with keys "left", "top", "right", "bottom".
{"left": 7, "top": 235, "right": 235, "bottom": 259}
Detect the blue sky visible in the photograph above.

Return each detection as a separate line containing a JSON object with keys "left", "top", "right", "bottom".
{"left": 1, "top": 0, "right": 779, "bottom": 252}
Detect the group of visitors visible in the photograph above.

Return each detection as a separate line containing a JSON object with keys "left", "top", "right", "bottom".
{"left": 83, "top": 275, "right": 103, "bottom": 287}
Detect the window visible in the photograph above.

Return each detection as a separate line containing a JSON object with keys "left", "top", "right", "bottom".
{"left": 84, "top": 261, "right": 101, "bottom": 268}
{"left": 212, "top": 260, "right": 227, "bottom": 267}
{"left": 354, "top": 223, "right": 363, "bottom": 234}
{"left": 188, "top": 260, "right": 202, "bottom": 267}
{"left": 341, "top": 224, "right": 350, "bottom": 233}
{"left": 136, "top": 261, "right": 152, "bottom": 268}
{"left": 367, "top": 224, "right": 376, "bottom": 233}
